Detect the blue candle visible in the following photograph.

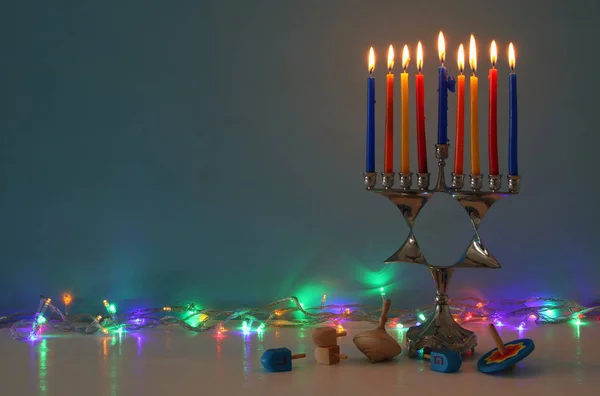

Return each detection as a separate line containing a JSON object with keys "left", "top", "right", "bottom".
{"left": 508, "top": 43, "right": 518, "bottom": 175}
{"left": 437, "top": 32, "right": 455, "bottom": 145}
{"left": 366, "top": 48, "right": 376, "bottom": 172}
{"left": 438, "top": 65, "right": 448, "bottom": 144}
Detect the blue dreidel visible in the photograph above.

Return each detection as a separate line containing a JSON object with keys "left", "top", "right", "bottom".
{"left": 424, "top": 349, "right": 462, "bottom": 373}
{"left": 261, "top": 347, "right": 306, "bottom": 372}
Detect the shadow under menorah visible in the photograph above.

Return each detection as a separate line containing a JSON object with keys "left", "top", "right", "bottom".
{"left": 363, "top": 143, "right": 520, "bottom": 357}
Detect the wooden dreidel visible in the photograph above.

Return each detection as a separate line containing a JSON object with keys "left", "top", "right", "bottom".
{"left": 311, "top": 327, "right": 347, "bottom": 347}
{"left": 352, "top": 299, "right": 402, "bottom": 363}
{"left": 261, "top": 347, "right": 306, "bottom": 372}
{"left": 314, "top": 345, "right": 348, "bottom": 365}
{"left": 423, "top": 349, "right": 462, "bottom": 373}
{"left": 477, "top": 323, "right": 535, "bottom": 374}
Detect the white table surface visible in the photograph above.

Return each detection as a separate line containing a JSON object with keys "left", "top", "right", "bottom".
{"left": 1, "top": 321, "right": 598, "bottom": 396}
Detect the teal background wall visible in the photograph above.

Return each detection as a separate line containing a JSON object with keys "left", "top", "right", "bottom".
{"left": 1, "top": 0, "right": 598, "bottom": 313}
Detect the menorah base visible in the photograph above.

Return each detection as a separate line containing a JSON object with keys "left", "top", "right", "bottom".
{"left": 406, "top": 298, "right": 477, "bottom": 357}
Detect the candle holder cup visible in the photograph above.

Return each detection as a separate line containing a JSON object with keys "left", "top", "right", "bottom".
{"left": 398, "top": 173, "right": 413, "bottom": 190}
{"left": 363, "top": 172, "right": 377, "bottom": 190}
{"left": 364, "top": 145, "right": 519, "bottom": 357}
{"left": 451, "top": 173, "right": 465, "bottom": 190}
{"left": 507, "top": 175, "right": 520, "bottom": 194}
{"left": 417, "top": 173, "right": 430, "bottom": 191}
{"left": 381, "top": 173, "right": 395, "bottom": 190}
{"left": 488, "top": 174, "right": 502, "bottom": 192}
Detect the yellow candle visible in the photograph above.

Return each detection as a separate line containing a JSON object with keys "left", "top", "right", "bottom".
{"left": 401, "top": 45, "right": 410, "bottom": 174}
{"left": 469, "top": 35, "right": 480, "bottom": 175}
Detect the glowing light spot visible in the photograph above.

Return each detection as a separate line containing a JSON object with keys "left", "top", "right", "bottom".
{"left": 418, "top": 313, "right": 426, "bottom": 322}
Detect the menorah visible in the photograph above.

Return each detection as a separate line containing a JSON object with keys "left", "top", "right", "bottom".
{"left": 363, "top": 143, "right": 520, "bottom": 356}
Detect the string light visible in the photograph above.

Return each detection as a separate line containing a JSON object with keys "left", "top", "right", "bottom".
{"left": 380, "top": 287, "right": 386, "bottom": 300}
{"left": 2, "top": 295, "right": 600, "bottom": 342}
{"left": 321, "top": 294, "right": 327, "bottom": 307}
{"left": 63, "top": 294, "right": 72, "bottom": 316}
{"left": 103, "top": 300, "right": 117, "bottom": 322}
{"left": 29, "top": 297, "right": 52, "bottom": 340}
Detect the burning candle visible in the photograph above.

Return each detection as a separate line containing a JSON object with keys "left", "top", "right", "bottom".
{"left": 488, "top": 40, "right": 499, "bottom": 176}
{"left": 366, "top": 47, "right": 376, "bottom": 172}
{"left": 384, "top": 45, "right": 395, "bottom": 174}
{"left": 508, "top": 43, "right": 518, "bottom": 176}
{"left": 437, "top": 32, "right": 448, "bottom": 145}
{"left": 454, "top": 44, "right": 465, "bottom": 175}
{"left": 416, "top": 42, "right": 427, "bottom": 173}
{"left": 469, "top": 35, "right": 480, "bottom": 175}
{"left": 437, "top": 32, "right": 455, "bottom": 145}
{"left": 401, "top": 45, "right": 410, "bottom": 174}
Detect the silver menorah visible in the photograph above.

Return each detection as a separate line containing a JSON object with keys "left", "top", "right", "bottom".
{"left": 363, "top": 143, "right": 520, "bottom": 356}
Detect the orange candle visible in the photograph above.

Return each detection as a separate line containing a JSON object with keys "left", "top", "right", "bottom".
{"left": 384, "top": 45, "right": 395, "bottom": 174}
{"left": 469, "top": 35, "right": 480, "bottom": 175}
{"left": 454, "top": 44, "right": 465, "bottom": 175}
{"left": 400, "top": 45, "right": 410, "bottom": 174}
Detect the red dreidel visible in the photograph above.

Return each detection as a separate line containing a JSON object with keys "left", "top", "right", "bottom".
{"left": 477, "top": 323, "right": 535, "bottom": 374}
{"left": 314, "top": 345, "right": 348, "bottom": 365}
{"left": 261, "top": 348, "right": 306, "bottom": 372}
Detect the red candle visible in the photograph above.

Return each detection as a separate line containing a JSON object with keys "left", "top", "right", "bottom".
{"left": 384, "top": 45, "right": 395, "bottom": 174}
{"left": 454, "top": 44, "right": 465, "bottom": 175}
{"left": 415, "top": 42, "right": 427, "bottom": 173}
{"left": 488, "top": 40, "right": 499, "bottom": 175}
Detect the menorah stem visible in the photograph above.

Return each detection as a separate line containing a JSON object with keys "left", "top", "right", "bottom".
{"left": 406, "top": 266, "right": 477, "bottom": 357}
{"left": 435, "top": 144, "right": 449, "bottom": 192}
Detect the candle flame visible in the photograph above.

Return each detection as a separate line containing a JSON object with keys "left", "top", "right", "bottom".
{"left": 490, "top": 40, "right": 497, "bottom": 67}
{"left": 387, "top": 45, "right": 394, "bottom": 72}
{"left": 457, "top": 44, "right": 464, "bottom": 73}
{"left": 508, "top": 43, "right": 515, "bottom": 71}
{"left": 438, "top": 31, "right": 445, "bottom": 64}
{"left": 368, "top": 47, "right": 375, "bottom": 74}
{"left": 402, "top": 45, "right": 409, "bottom": 71}
{"left": 469, "top": 34, "right": 477, "bottom": 74}
{"left": 417, "top": 41, "right": 423, "bottom": 72}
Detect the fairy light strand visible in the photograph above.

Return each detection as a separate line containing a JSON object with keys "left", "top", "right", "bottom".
{"left": 1, "top": 295, "right": 599, "bottom": 342}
